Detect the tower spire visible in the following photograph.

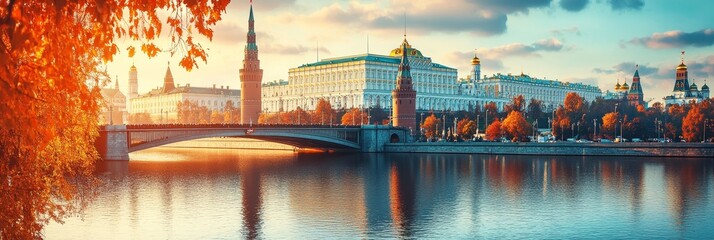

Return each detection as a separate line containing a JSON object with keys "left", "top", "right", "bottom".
{"left": 240, "top": 0, "right": 263, "bottom": 124}
{"left": 391, "top": 36, "right": 416, "bottom": 130}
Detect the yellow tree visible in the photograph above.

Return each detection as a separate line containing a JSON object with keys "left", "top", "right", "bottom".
{"left": 502, "top": 111, "right": 531, "bottom": 142}
{"left": 0, "top": 0, "right": 229, "bottom": 238}
{"left": 601, "top": 112, "right": 620, "bottom": 139}
{"left": 456, "top": 117, "right": 470, "bottom": 137}
{"left": 210, "top": 110, "right": 223, "bottom": 124}
{"left": 421, "top": 114, "right": 440, "bottom": 139}
{"left": 485, "top": 118, "right": 503, "bottom": 141}
{"left": 460, "top": 120, "right": 478, "bottom": 139}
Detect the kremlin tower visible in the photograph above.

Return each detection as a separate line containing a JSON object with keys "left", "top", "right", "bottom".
{"left": 672, "top": 51, "right": 691, "bottom": 98}
{"left": 627, "top": 65, "right": 644, "bottom": 106}
{"left": 162, "top": 64, "right": 175, "bottom": 93}
{"left": 129, "top": 64, "right": 138, "bottom": 99}
{"left": 470, "top": 49, "right": 481, "bottom": 82}
{"left": 239, "top": 2, "right": 263, "bottom": 124}
{"left": 391, "top": 38, "right": 417, "bottom": 131}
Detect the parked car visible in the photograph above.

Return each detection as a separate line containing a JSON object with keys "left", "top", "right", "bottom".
{"left": 600, "top": 139, "right": 613, "bottom": 143}
{"left": 632, "top": 138, "right": 643, "bottom": 142}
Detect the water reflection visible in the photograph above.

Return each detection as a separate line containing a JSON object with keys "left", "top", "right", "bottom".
{"left": 44, "top": 148, "right": 714, "bottom": 239}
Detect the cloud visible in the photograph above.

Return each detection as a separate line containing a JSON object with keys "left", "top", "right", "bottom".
{"left": 212, "top": 22, "right": 246, "bottom": 45}
{"left": 629, "top": 29, "right": 714, "bottom": 49}
{"left": 608, "top": 0, "right": 644, "bottom": 11}
{"left": 228, "top": 0, "right": 296, "bottom": 12}
{"left": 560, "top": 0, "right": 589, "bottom": 12}
{"left": 551, "top": 27, "right": 581, "bottom": 37}
{"left": 481, "top": 38, "right": 565, "bottom": 58}
{"left": 283, "top": 0, "right": 554, "bottom": 36}
{"left": 592, "top": 62, "right": 658, "bottom": 76}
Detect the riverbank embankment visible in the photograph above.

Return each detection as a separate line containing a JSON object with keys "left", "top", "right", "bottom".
{"left": 385, "top": 142, "right": 714, "bottom": 158}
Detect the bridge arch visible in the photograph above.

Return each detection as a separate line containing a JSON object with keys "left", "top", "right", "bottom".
{"left": 128, "top": 129, "right": 361, "bottom": 153}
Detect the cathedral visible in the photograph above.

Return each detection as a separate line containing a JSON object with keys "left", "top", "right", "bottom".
{"left": 664, "top": 52, "right": 709, "bottom": 105}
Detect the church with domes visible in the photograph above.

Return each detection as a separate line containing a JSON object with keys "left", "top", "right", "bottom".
{"left": 664, "top": 52, "right": 709, "bottom": 105}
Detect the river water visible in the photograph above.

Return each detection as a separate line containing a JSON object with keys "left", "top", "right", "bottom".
{"left": 45, "top": 146, "right": 714, "bottom": 239}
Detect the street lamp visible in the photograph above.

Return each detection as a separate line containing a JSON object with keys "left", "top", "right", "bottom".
{"left": 619, "top": 119, "right": 623, "bottom": 143}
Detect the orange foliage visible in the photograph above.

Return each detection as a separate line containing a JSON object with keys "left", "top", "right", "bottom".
{"left": 311, "top": 99, "right": 337, "bottom": 125}
{"left": 682, "top": 103, "right": 704, "bottom": 142}
{"left": 0, "top": 0, "right": 229, "bottom": 238}
{"left": 341, "top": 108, "right": 368, "bottom": 126}
{"left": 420, "top": 114, "right": 440, "bottom": 139}
{"left": 485, "top": 118, "right": 503, "bottom": 141}
{"left": 502, "top": 111, "right": 531, "bottom": 142}
{"left": 601, "top": 112, "right": 619, "bottom": 139}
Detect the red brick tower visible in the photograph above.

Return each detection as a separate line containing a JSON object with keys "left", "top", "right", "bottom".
{"left": 240, "top": 3, "right": 263, "bottom": 124}
{"left": 391, "top": 39, "right": 417, "bottom": 131}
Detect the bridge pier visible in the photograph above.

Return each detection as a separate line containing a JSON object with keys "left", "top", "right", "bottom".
{"left": 360, "top": 125, "right": 411, "bottom": 152}
{"left": 97, "top": 125, "right": 130, "bottom": 161}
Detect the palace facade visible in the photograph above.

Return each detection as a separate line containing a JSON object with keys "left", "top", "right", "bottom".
{"left": 128, "top": 65, "right": 241, "bottom": 123}
{"left": 263, "top": 38, "right": 603, "bottom": 114}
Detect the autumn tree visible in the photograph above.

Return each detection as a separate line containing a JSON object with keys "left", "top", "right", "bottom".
{"left": 0, "top": 0, "right": 229, "bottom": 237}
{"left": 128, "top": 112, "right": 153, "bottom": 124}
{"left": 601, "top": 112, "right": 620, "bottom": 139}
{"left": 341, "top": 108, "right": 368, "bottom": 126}
{"left": 682, "top": 100, "right": 712, "bottom": 142}
{"left": 210, "top": 110, "right": 223, "bottom": 124}
{"left": 223, "top": 100, "right": 240, "bottom": 123}
{"left": 502, "top": 111, "right": 532, "bottom": 142}
{"left": 504, "top": 95, "right": 526, "bottom": 113}
{"left": 458, "top": 119, "right": 478, "bottom": 139}
{"left": 456, "top": 117, "right": 470, "bottom": 138}
{"left": 485, "top": 118, "right": 503, "bottom": 141}
{"left": 421, "top": 114, "right": 440, "bottom": 139}
{"left": 310, "top": 98, "right": 337, "bottom": 125}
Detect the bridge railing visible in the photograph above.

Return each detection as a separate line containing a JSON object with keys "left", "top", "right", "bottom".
{"left": 115, "top": 123, "right": 364, "bottom": 130}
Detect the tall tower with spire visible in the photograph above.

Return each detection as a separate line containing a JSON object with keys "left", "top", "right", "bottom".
{"left": 672, "top": 51, "right": 690, "bottom": 99}
{"left": 391, "top": 38, "right": 417, "bottom": 131}
{"left": 470, "top": 49, "right": 481, "bottom": 82}
{"left": 627, "top": 65, "right": 644, "bottom": 106}
{"left": 129, "top": 64, "right": 138, "bottom": 99}
{"left": 162, "top": 63, "right": 175, "bottom": 93}
{"left": 240, "top": 2, "right": 263, "bottom": 124}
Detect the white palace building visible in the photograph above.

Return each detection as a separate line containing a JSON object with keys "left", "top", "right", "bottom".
{"left": 262, "top": 37, "right": 602, "bottom": 113}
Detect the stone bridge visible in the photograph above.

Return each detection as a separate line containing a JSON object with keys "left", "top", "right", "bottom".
{"left": 96, "top": 124, "right": 412, "bottom": 160}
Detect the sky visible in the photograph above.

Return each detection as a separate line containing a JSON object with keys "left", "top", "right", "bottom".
{"left": 107, "top": 0, "right": 714, "bottom": 104}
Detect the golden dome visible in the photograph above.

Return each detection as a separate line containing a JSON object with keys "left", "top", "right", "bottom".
{"left": 389, "top": 38, "right": 423, "bottom": 57}
{"left": 621, "top": 82, "right": 630, "bottom": 90}
{"left": 471, "top": 50, "right": 480, "bottom": 65}
{"left": 677, "top": 62, "right": 687, "bottom": 70}
{"left": 615, "top": 82, "right": 621, "bottom": 90}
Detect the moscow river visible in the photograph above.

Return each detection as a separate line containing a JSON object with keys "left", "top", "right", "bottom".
{"left": 45, "top": 144, "right": 714, "bottom": 239}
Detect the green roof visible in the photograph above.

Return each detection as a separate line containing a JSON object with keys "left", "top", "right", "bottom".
{"left": 297, "top": 54, "right": 455, "bottom": 70}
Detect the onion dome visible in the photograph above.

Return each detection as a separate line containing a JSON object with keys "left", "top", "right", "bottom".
{"left": 130, "top": 63, "right": 137, "bottom": 70}
{"left": 690, "top": 82, "right": 698, "bottom": 91}
{"left": 621, "top": 82, "right": 630, "bottom": 90}
{"left": 677, "top": 62, "right": 688, "bottom": 70}
{"left": 702, "top": 83, "right": 709, "bottom": 90}
{"left": 471, "top": 51, "right": 480, "bottom": 65}
{"left": 615, "top": 80, "right": 622, "bottom": 90}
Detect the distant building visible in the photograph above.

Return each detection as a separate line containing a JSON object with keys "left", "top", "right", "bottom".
{"left": 469, "top": 72, "right": 602, "bottom": 112}
{"left": 128, "top": 63, "right": 138, "bottom": 112}
{"left": 664, "top": 52, "right": 709, "bottom": 105}
{"left": 100, "top": 79, "right": 126, "bottom": 125}
{"left": 262, "top": 38, "right": 602, "bottom": 114}
{"left": 128, "top": 65, "right": 241, "bottom": 123}
{"left": 262, "top": 37, "right": 504, "bottom": 113}
{"left": 602, "top": 65, "right": 647, "bottom": 107}
{"left": 391, "top": 38, "right": 417, "bottom": 130}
